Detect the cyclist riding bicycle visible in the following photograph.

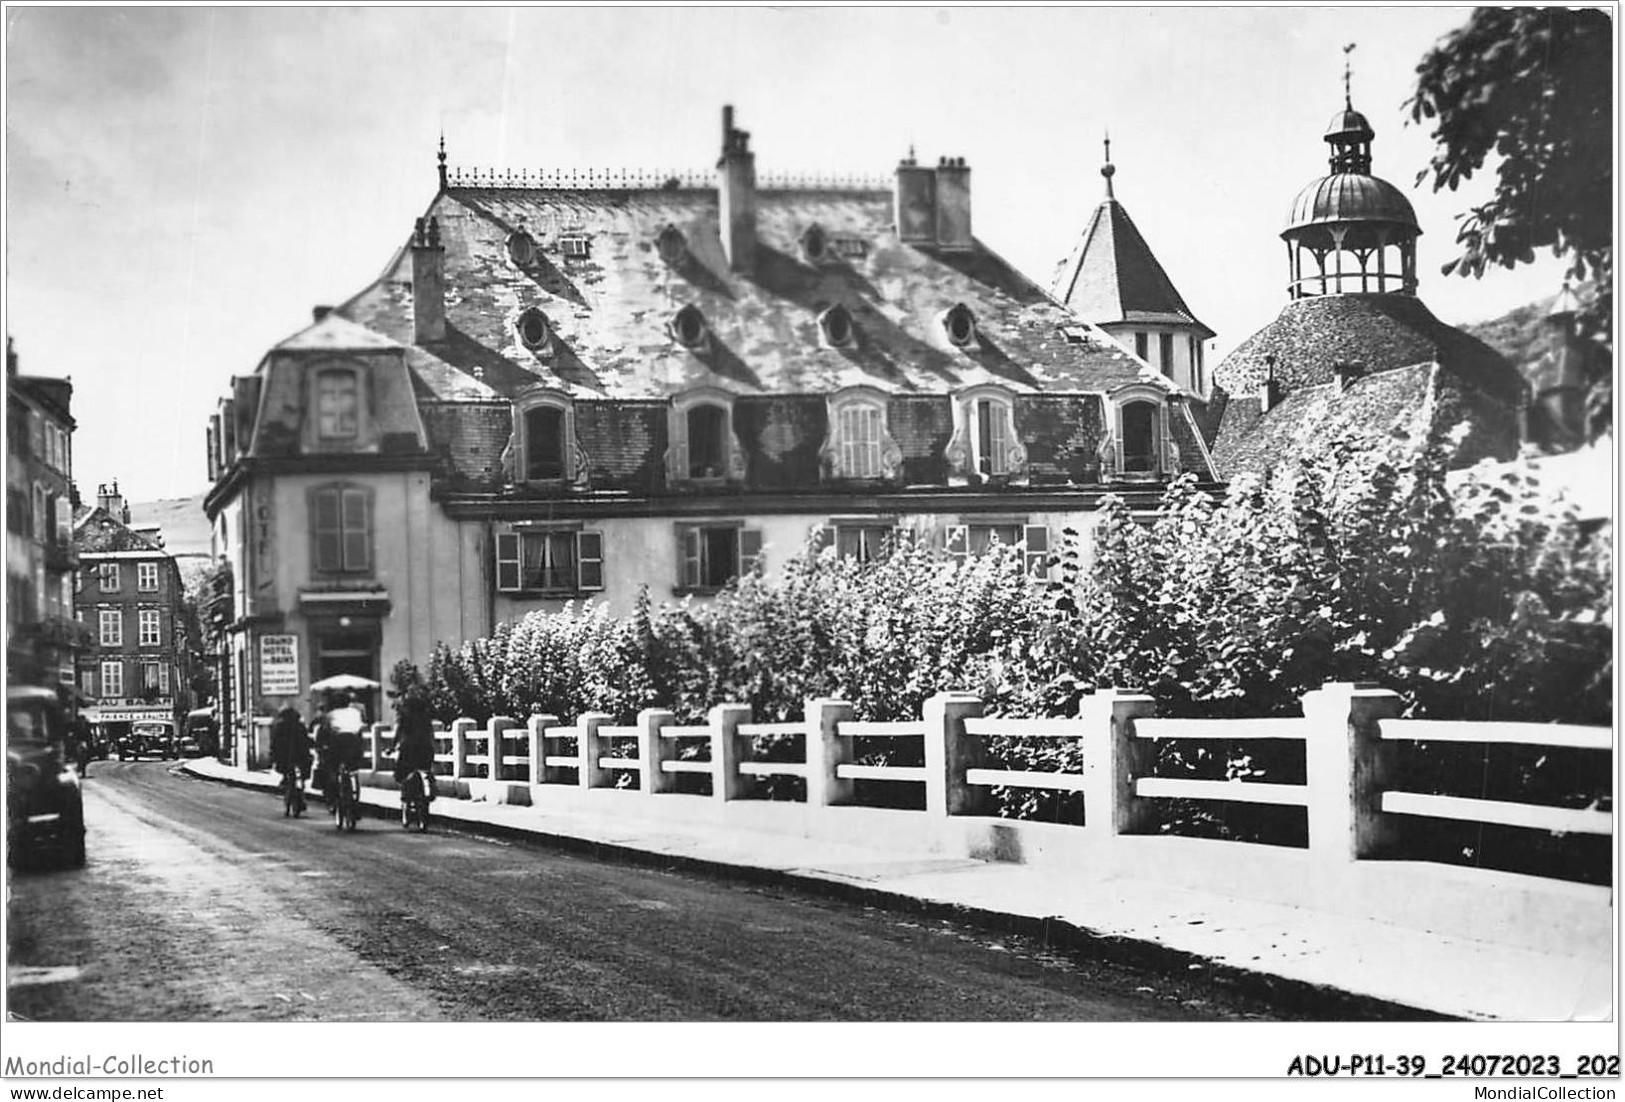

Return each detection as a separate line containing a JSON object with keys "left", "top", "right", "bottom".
{"left": 391, "top": 688, "right": 438, "bottom": 804}
{"left": 269, "top": 706, "right": 313, "bottom": 810}
{"left": 314, "top": 690, "right": 366, "bottom": 802}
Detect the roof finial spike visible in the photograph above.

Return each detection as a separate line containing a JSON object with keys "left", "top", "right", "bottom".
{"left": 1100, "top": 126, "right": 1116, "bottom": 200}
{"left": 1343, "top": 42, "right": 1356, "bottom": 108}
{"left": 437, "top": 130, "right": 448, "bottom": 191}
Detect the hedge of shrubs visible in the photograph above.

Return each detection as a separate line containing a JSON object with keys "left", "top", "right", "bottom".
{"left": 390, "top": 440, "right": 1612, "bottom": 877}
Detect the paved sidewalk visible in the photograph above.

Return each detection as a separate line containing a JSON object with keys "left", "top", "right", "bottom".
{"left": 181, "top": 757, "right": 1611, "bottom": 1022}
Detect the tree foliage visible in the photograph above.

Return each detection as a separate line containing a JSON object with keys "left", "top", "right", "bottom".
{"left": 1407, "top": 7, "right": 1614, "bottom": 434}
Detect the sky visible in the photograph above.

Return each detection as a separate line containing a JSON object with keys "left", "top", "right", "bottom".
{"left": 4, "top": 5, "right": 1580, "bottom": 504}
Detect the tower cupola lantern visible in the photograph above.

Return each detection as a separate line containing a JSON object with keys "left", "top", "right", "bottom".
{"left": 1280, "top": 45, "right": 1421, "bottom": 299}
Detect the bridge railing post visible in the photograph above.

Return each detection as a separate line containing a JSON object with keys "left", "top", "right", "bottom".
{"left": 1078, "top": 688, "right": 1158, "bottom": 838}
{"left": 709, "top": 704, "right": 751, "bottom": 801}
{"left": 526, "top": 714, "right": 559, "bottom": 786}
{"left": 449, "top": 718, "right": 476, "bottom": 780}
{"left": 1301, "top": 681, "right": 1405, "bottom": 861}
{"left": 577, "top": 712, "right": 613, "bottom": 789}
{"left": 486, "top": 716, "right": 516, "bottom": 780}
{"left": 639, "top": 709, "right": 676, "bottom": 795}
{"left": 805, "top": 698, "right": 855, "bottom": 808}
{"left": 923, "top": 692, "right": 986, "bottom": 816}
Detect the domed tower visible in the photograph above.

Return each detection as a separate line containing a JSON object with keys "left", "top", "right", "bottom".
{"left": 1208, "top": 52, "right": 1524, "bottom": 481}
{"left": 1282, "top": 82, "right": 1420, "bottom": 298}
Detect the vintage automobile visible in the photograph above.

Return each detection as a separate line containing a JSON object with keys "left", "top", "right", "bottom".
{"left": 179, "top": 709, "right": 218, "bottom": 758}
{"left": 7, "top": 686, "right": 87, "bottom": 868}
{"left": 117, "top": 719, "right": 177, "bottom": 761}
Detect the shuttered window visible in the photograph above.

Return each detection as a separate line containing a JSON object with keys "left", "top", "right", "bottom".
{"left": 311, "top": 485, "right": 372, "bottom": 574}
{"left": 973, "top": 399, "right": 1011, "bottom": 476}
{"left": 838, "top": 404, "right": 882, "bottom": 479}
{"left": 494, "top": 530, "right": 604, "bottom": 594}
{"left": 677, "top": 524, "right": 762, "bottom": 591}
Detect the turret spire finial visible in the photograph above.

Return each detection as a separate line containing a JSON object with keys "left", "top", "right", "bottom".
{"left": 1343, "top": 42, "right": 1356, "bottom": 108}
{"left": 1101, "top": 127, "right": 1116, "bottom": 199}
{"left": 437, "top": 130, "right": 448, "bottom": 190}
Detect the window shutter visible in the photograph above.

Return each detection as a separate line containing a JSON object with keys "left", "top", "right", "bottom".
{"left": 679, "top": 526, "right": 701, "bottom": 589}
{"left": 313, "top": 490, "right": 342, "bottom": 572}
{"left": 669, "top": 405, "right": 688, "bottom": 483}
{"left": 945, "top": 524, "right": 968, "bottom": 561}
{"left": 495, "top": 532, "right": 520, "bottom": 592}
{"left": 989, "top": 404, "right": 1010, "bottom": 475}
{"left": 341, "top": 488, "right": 370, "bottom": 571}
{"left": 1024, "top": 525, "right": 1050, "bottom": 577}
{"left": 577, "top": 531, "right": 604, "bottom": 591}
{"left": 738, "top": 528, "right": 764, "bottom": 575}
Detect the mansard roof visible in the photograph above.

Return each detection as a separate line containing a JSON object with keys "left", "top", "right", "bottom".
{"left": 341, "top": 183, "right": 1165, "bottom": 403}
{"left": 1051, "top": 198, "right": 1213, "bottom": 337}
{"left": 73, "top": 506, "right": 169, "bottom": 556}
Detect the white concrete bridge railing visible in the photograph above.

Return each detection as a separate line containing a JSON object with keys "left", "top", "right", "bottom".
{"left": 349, "top": 682, "right": 1610, "bottom": 958}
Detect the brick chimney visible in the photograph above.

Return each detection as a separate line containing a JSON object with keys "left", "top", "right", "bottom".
{"left": 934, "top": 156, "right": 972, "bottom": 250}
{"left": 895, "top": 148, "right": 936, "bottom": 244}
{"left": 1258, "top": 354, "right": 1282, "bottom": 412}
{"left": 97, "top": 481, "right": 129, "bottom": 524}
{"left": 717, "top": 106, "right": 757, "bottom": 273}
{"left": 411, "top": 216, "right": 446, "bottom": 344}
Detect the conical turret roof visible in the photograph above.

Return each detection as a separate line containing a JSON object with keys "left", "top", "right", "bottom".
{"left": 1052, "top": 188, "right": 1212, "bottom": 338}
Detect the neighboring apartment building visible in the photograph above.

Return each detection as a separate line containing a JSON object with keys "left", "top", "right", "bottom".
{"left": 74, "top": 482, "right": 193, "bottom": 745}
{"left": 6, "top": 337, "right": 82, "bottom": 692}
{"left": 203, "top": 105, "right": 1220, "bottom": 753}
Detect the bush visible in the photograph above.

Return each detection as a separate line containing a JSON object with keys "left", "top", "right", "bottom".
{"left": 393, "top": 438, "right": 1611, "bottom": 841}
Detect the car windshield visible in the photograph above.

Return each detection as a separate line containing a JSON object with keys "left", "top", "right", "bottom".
{"left": 133, "top": 723, "right": 170, "bottom": 737}
{"left": 8, "top": 704, "right": 57, "bottom": 743}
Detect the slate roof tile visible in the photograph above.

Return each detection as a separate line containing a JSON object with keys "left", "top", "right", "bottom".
{"left": 341, "top": 184, "right": 1156, "bottom": 403}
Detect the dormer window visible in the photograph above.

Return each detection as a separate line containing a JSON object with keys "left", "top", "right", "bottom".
{"left": 506, "top": 229, "right": 538, "bottom": 267}
{"left": 656, "top": 224, "right": 687, "bottom": 266}
{"left": 315, "top": 369, "right": 360, "bottom": 440}
{"left": 516, "top": 307, "right": 553, "bottom": 354}
{"left": 822, "top": 387, "right": 902, "bottom": 482}
{"left": 800, "top": 224, "right": 828, "bottom": 263}
{"left": 560, "top": 233, "right": 591, "bottom": 259}
{"left": 1104, "top": 385, "right": 1170, "bottom": 480}
{"left": 817, "top": 303, "right": 856, "bottom": 349}
{"left": 1120, "top": 400, "right": 1161, "bottom": 474}
{"left": 945, "top": 384, "right": 1027, "bottom": 484}
{"left": 669, "top": 304, "right": 709, "bottom": 350}
{"left": 941, "top": 303, "right": 977, "bottom": 348}
{"left": 667, "top": 389, "right": 744, "bottom": 484}
{"left": 515, "top": 393, "right": 576, "bottom": 484}
{"left": 831, "top": 236, "right": 870, "bottom": 259}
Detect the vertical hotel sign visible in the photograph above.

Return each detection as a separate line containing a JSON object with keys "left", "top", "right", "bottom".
{"left": 259, "top": 634, "right": 300, "bottom": 697}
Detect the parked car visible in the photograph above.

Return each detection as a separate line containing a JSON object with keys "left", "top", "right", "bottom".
{"left": 6, "top": 686, "right": 86, "bottom": 869}
{"left": 182, "top": 709, "right": 218, "bottom": 758}
{"left": 118, "top": 719, "right": 177, "bottom": 761}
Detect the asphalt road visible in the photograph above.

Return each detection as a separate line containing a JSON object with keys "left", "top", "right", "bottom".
{"left": 7, "top": 760, "right": 1299, "bottom": 1022}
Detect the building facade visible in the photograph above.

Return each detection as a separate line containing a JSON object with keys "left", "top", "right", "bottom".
{"left": 203, "top": 106, "right": 1219, "bottom": 753}
{"left": 74, "top": 483, "right": 193, "bottom": 744}
{"left": 6, "top": 338, "right": 83, "bottom": 693}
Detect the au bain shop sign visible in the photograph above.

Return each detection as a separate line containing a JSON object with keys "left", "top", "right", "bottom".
{"left": 258, "top": 634, "right": 299, "bottom": 696}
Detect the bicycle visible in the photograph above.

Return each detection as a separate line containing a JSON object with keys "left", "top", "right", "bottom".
{"left": 400, "top": 769, "right": 432, "bottom": 833}
{"left": 332, "top": 763, "right": 360, "bottom": 832}
{"left": 281, "top": 769, "right": 307, "bottom": 818}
